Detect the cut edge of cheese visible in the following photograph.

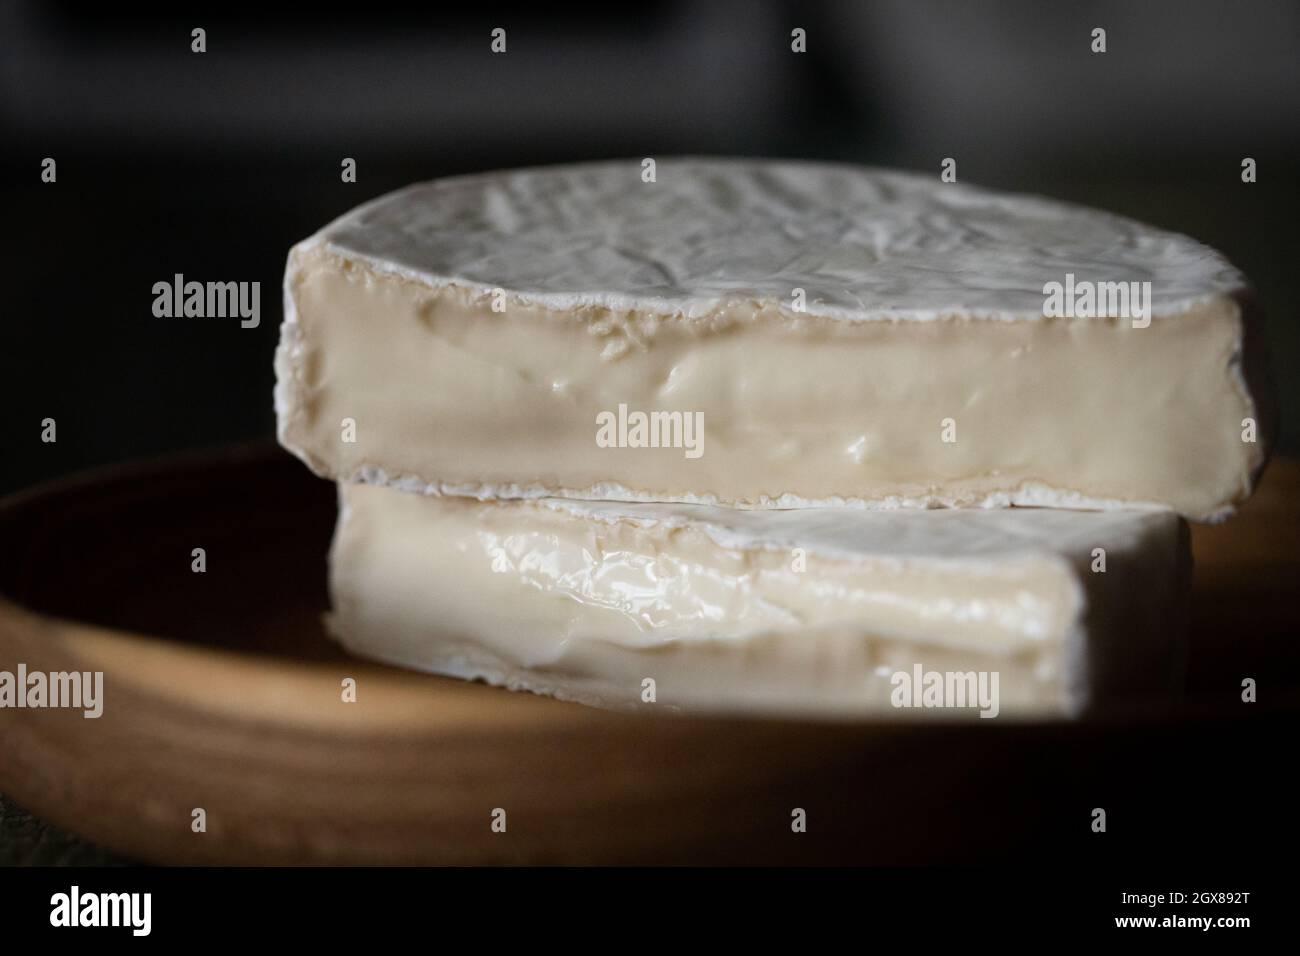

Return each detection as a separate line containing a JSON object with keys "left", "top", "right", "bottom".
{"left": 275, "top": 269, "right": 1270, "bottom": 521}
{"left": 325, "top": 484, "right": 1192, "bottom": 720}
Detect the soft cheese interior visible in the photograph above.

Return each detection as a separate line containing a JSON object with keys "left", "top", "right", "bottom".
{"left": 328, "top": 483, "right": 1190, "bottom": 717}
{"left": 279, "top": 246, "right": 1263, "bottom": 520}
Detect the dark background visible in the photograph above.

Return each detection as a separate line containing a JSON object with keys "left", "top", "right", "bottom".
{"left": 2, "top": 0, "right": 1298, "bottom": 494}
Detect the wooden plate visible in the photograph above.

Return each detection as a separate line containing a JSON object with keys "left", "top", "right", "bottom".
{"left": 1, "top": 445, "right": 1297, "bottom": 865}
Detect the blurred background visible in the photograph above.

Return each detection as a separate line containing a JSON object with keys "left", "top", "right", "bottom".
{"left": 2, "top": 0, "right": 1297, "bottom": 494}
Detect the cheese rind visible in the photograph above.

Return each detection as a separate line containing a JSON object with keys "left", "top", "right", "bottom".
{"left": 276, "top": 160, "right": 1270, "bottom": 521}
{"left": 288, "top": 158, "right": 1245, "bottom": 320}
{"left": 327, "top": 483, "right": 1190, "bottom": 718}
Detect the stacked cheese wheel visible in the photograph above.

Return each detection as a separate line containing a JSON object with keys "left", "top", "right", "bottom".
{"left": 274, "top": 159, "right": 1271, "bottom": 718}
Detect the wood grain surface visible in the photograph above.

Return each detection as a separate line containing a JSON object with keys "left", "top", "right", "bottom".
{"left": 1, "top": 444, "right": 1297, "bottom": 865}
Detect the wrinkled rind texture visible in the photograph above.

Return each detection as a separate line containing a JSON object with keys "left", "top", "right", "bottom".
{"left": 304, "top": 158, "right": 1245, "bottom": 321}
